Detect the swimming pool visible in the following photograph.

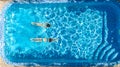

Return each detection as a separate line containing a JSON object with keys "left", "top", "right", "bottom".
{"left": 1, "top": 1, "right": 120, "bottom": 66}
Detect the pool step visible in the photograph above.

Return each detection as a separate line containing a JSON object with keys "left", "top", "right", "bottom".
{"left": 31, "top": 22, "right": 51, "bottom": 28}
{"left": 30, "top": 38, "right": 58, "bottom": 42}
{"left": 94, "top": 44, "right": 118, "bottom": 61}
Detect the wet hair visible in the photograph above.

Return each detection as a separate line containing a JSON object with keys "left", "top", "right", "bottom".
{"left": 48, "top": 38, "right": 53, "bottom": 42}
{"left": 46, "top": 23, "right": 51, "bottom": 27}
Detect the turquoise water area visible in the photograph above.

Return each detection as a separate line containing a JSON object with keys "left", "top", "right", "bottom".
{"left": 4, "top": 3, "right": 120, "bottom": 65}
{"left": 4, "top": 3, "right": 105, "bottom": 60}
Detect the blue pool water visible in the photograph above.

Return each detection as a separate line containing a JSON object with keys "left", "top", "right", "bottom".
{"left": 2, "top": 2, "right": 120, "bottom": 66}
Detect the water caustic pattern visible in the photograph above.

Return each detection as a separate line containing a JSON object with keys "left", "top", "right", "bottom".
{"left": 44, "top": 8, "right": 103, "bottom": 59}
{"left": 5, "top": 4, "right": 104, "bottom": 60}
{"left": 5, "top": 3, "right": 120, "bottom": 65}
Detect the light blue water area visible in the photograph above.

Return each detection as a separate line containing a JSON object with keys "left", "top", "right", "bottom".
{"left": 3, "top": 3, "right": 120, "bottom": 66}
{"left": 4, "top": 3, "right": 104, "bottom": 60}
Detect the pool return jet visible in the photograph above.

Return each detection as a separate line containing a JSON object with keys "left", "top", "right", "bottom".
{"left": 31, "top": 22, "right": 58, "bottom": 42}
